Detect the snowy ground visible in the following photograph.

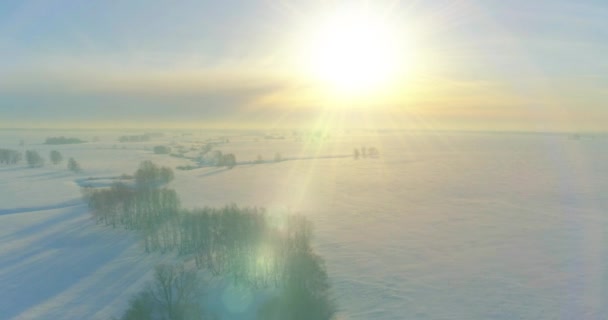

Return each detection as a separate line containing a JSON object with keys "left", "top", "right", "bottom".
{"left": 1, "top": 129, "right": 608, "bottom": 319}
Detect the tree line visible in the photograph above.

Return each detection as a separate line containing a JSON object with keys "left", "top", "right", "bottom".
{"left": 44, "top": 136, "right": 86, "bottom": 144}
{"left": 119, "top": 134, "right": 152, "bottom": 142}
{"left": 0, "top": 148, "right": 83, "bottom": 172}
{"left": 353, "top": 146, "right": 379, "bottom": 159}
{"left": 0, "top": 149, "right": 21, "bottom": 165}
{"left": 84, "top": 161, "right": 335, "bottom": 319}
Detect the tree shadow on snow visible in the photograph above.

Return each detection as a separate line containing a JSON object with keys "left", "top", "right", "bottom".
{"left": 0, "top": 199, "right": 83, "bottom": 217}
{"left": 0, "top": 207, "right": 135, "bottom": 319}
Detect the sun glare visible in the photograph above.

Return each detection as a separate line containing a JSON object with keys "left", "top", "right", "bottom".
{"left": 305, "top": 8, "right": 407, "bottom": 94}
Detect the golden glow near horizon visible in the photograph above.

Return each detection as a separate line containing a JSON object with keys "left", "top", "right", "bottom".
{"left": 301, "top": 6, "right": 411, "bottom": 98}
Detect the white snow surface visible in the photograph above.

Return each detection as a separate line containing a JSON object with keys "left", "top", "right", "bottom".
{"left": 1, "top": 129, "right": 608, "bottom": 319}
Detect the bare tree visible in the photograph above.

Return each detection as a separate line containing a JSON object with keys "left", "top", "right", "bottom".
{"left": 120, "top": 291, "right": 154, "bottom": 320}
{"left": 153, "top": 145, "right": 172, "bottom": 154}
{"left": 149, "top": 264, "right": 202, "bottom": 320}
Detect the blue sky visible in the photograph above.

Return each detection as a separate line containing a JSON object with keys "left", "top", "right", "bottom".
{"left": 1, "top": 0, "right": 607, "bottom": 131}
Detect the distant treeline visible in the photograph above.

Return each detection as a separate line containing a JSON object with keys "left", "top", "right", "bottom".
{"left": 153, "top": 145, "right": 171, "bottom": 154}
{"left": 119, "top": 134, "right": 152, "bottom": 142}
{"left": 44, "top": 136, "right": 86, "bottom": 144}
{"left": 353, "top": 146, "right": 379, "bottom": 159}
{"left": 83, "top": 161, "right": 336, "bottom": 319}
{"left": 1, "top": 148, "right": 84, "bottom": 172}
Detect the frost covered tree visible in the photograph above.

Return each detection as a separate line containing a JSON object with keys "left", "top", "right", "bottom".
{"left": 0, "top": 149, "right": 21, "bottom": 165}
{"left": 49, "top": 150, "right": 63, "bottom": 165}
{"left": 222, "top": 153, "right": 236, "bottom": 169}
{"left": 25, "top": 150, "right": 44, "bottom": 167}
{"left": 67, "top": 157, "right": 82, "bottom": 173}
{"left": 120, "top": 264, "right": 203, "bottom": 320}
{"left": 210, "top": 150, "right": 223, "bottom": 166}
{"left": 258, "top": 220, "right": 336, "bottom": 320}
{"left": 160, "top": 166, "right": 175, "bottom": 183}
{"left": 149, "top": 264, "right": 202, "bottom": 320}
{"left": 134, "top": 160, "right": 174, "bottom": 189}
{"left": 120, "top": 291, "right": 154, "bottom": 320}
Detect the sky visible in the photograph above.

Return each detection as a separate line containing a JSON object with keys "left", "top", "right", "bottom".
{"left": 1, "top": 0, "right": 607, "bottom": 131}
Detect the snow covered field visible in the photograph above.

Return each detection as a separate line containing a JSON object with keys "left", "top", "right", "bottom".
{"left": 1, "top": 129, "right": 608, "bottom": 319}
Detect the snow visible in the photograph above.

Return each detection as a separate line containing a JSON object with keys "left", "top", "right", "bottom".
{"left": 1, "top": 130, "right": 608, "bottom": 319}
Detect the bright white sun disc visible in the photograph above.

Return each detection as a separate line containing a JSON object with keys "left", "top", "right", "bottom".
{"left": 306, "top": 9, "right": 406, "bottom": 93}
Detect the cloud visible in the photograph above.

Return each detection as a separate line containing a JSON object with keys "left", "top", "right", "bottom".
{"left": 1, "top": 47, "right": 606, "bottom": 132}
{"left": 0, "top": 67, "right": 293, "bottom": 125}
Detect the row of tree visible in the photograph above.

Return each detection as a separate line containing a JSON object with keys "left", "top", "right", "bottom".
{"left": 353, "top": 146, "right": 379, "bottom": 159}
{"left": 44, "top": 136, "right": 85, "bottom": 144}
{"left": 84, "top": 182, "right": 179, "bottom": 231}
{"left": 26, "top": 150, "right": 82, "bottom": 171}
{"left": 255, "top": 153, "right": 283, "bottom": 163}
{"left": 121, "top": 232, "right": 334, "bottom": 320}
{"left": 0, "top": 149, "right": 21, "bottom": 165}
{"left": 202, "top": 150, "right": 236, "bottom": 169}
{"left": 119, "top": 134, "right": 152, "bottom": 142}
{"left": 84, "top": 161, "right": 335, "bottom": 319}
{"left": 1, "top": 149, "right": 82, "bottom": 171}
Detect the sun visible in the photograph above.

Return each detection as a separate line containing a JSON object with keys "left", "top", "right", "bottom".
{"left": 304, "top": 8, "right": 407, "bottom": 94}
